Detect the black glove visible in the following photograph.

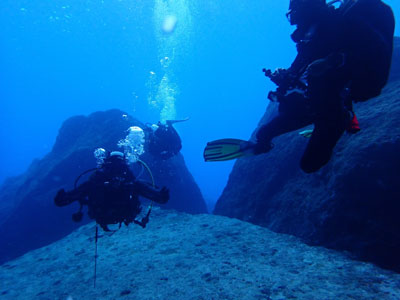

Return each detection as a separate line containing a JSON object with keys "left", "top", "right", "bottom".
{"left": 269, "top": 68, "right": 291, "bottom": 86}
{"left": 72, "top": 211, "right": 83, "bottom": 222}
{"left": 158, "top": 187, "right": 169, "bottom": 204}
{"left": 253, "top": 141, "right": 274, "bottom": 155}
{"left": 54, "top": 189, "right": 66, "bottom": 206}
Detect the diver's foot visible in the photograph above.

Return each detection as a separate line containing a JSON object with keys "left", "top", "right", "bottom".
{"left": 253, "top": 141, "right": 274, "bottom": 155}
{"left": 72, "top": 211, "right": 83, "bottom": 222}
{"left": 346, "top": 112, "right": 360, "bottom": 134}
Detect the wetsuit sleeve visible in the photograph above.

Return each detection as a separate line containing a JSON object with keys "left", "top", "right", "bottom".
{"left": 54, "top": 181, "right": 91, "bottom": 207}
{"left": 130, "top": 181, "right": 169, "bottom": 204}
{"left": 288, "top": 50, "right": 308, "bottom": 75}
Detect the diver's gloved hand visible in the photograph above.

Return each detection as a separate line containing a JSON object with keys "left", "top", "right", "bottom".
{"left": 158, "top": 187, "right": 169, "bottom": 204}
{"left": 54, "top": 189, "right": 66, "bottom": 207}
{"left": 268, "top": 68, "right": 291, "bottom": 86}
{"left": 149, "top": 186, "right": 169, "bottom": 204}
{"left": 253, "top": 141, "right": 274, "bottom": 155}
{"left": 72, "top": 211, "right": 83, "bottom": 222}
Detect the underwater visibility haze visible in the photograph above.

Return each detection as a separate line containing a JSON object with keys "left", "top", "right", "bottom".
{"left": 0, "top": 1, "right": 304, "bottom": 206}
{"left": 0, "top": 0, "right": 399, "bottom": 204}
{"left": 1, "top": 0, "right": 400, "bottom": 299}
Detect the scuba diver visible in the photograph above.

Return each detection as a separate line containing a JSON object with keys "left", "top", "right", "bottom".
{"left": 204, "top": 0, "right": 395, "bottom": 173}
{"left": 54, "top": 150, "right": 169, "bottom": 231}
{"left": 145, "top": 119, "right": 188, "bottom": 160}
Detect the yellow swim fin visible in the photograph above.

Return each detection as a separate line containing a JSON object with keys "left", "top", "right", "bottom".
{"left": 203, "top": 138, "right": 255, "bottom": 162}
{"left": 299, "top": 129, "right": 313, "bottom": 138}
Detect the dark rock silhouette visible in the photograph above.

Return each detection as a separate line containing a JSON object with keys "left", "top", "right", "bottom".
{"left": 215, "top": 37, "right": 400, "bottom": 272}
{"left": 389, "top": 37, "right": 400, "bottom": 82}
{"left": 0, "top": 109, "right": 206, "bottom": 264}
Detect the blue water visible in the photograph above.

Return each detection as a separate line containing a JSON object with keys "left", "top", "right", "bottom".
{"left": 0, "top": 0, "right": 399, "bottom": 207}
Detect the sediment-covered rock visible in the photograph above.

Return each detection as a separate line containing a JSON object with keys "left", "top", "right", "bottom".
{"left": 0, "top": 208, "right": 399, "bottom": 300}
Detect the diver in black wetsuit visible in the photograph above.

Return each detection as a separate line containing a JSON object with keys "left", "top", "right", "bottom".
{"left": 54, "top": 151, "right": 169, "bottom": 231}
{"left": 254, "top": 0, "right": 395, "bottom": 173}
{"left": 146, "top": 121, "right": 183, "bottom": 160}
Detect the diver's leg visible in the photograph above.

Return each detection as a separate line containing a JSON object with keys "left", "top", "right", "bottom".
{"left": 255, "top": 110, "right": 313, "bottom": 154}
{"left": 255, "top": 90, "right": 314, "bottom": 153}
{"left": 300, "top": 116, "right": 346, "bottom": 173}
{"left": 300, "top": 62, "right": 351, "bottom": 172}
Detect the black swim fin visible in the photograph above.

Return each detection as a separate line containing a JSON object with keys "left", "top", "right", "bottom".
{"left": 166, "top": 118, "right": 189, "bottom": 126}
{"left": 203, "top": 138, "right": 255, "bottom": 162}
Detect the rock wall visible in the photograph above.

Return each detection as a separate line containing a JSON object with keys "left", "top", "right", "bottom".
{"left": 389, "top": 37, "right": 400, "bottom": 82}
{"left": 215, "top": 37, "right": 400, "bottom": 272}
{"left": 0, "top": 109, "right": 207, "bottom": 264}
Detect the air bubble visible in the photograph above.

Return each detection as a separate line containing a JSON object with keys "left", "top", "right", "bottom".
{"left": 162, "top": 15, "right": 177, "bottom": 34}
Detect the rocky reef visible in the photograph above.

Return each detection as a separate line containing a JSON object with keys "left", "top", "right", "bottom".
{"left": 1, "top": 208, "right": 399, "bottom": 300}
{"left": 389, "top": 37, "right": 400, "bottom": 82}
{"left": 215, "top": 37, "right": 400, "bottom": 272}
{"left": 0, "top": 109, "right": 207, "bottom": 264}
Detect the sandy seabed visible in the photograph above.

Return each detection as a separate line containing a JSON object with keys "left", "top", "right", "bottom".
{"left": 0, "top": 208, "right": 399, "bottom": 300}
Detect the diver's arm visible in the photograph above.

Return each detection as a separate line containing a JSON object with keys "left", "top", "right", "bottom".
{"left": 130, "top": 181, "right": 169, "bottom": 204}
{"left": 54, "top": 181, "right": 91, "bottom": 207}
{"left": 288, "top": 51, "right": 307, "bottom": 75}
